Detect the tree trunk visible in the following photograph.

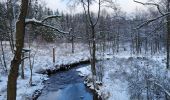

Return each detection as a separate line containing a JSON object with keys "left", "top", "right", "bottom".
{"left": 0, "top": 40, "right": 7, "bottom": 72}
{"left": 9, "top": 22, "right": 15, "bottom": 54}
{"left": 166, "top": 0, "right": 170, "bottom": 69}
{"left": 71, "top": 35, "right": 74, "bottom": 53}
{"left": 116, "top": 26, "right": 120, "bottom": 53}
{"left": 91, "top": 25, "right": 97, "bottom": 88}
{"left": 7, "top": 0, "right": 28, "bottom": 100}
{"left": 84, "top": 0, "right": 100, "bottom": 89}
{"left": 21, "top": 53, "right": 25, "bottom": 79}
{"left": 7, "top": 60, "right": 20, "bottom": 100}
{"left": 29, "top": 51, "right": 33, "bottom": 86}
{"left": 91, "top": 26, "right": 96, "bottom": 77}
{"left": 7, "top": 0, "right": 15, "bottom": 54}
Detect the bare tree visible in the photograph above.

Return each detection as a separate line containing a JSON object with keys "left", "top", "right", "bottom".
{"left": 28, "top": 42, "right": 38, "bottom": 86}
{"left": 81, "top": 0, "right": 101, "bottom": 89}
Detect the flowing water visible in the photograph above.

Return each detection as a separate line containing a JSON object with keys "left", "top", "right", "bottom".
{"left": 37, "top": 64, "right": 99, "bottom": 100}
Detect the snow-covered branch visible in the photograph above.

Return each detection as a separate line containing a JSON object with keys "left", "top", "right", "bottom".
{"left": 133, "top": 0, "right": 164, "bottom": 15}
{"left": 25, "top": 17, "right": 70, "bottom": 34}
{"left": 41, "top": 15, "right": 61, "bottom": 23}
{"left": 134, "top": 12, "right": 170, "bottom": 30}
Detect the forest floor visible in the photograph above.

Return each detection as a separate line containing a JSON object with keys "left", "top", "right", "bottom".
{"left": 0, "top": 42, "right": 169, "bottom": 100}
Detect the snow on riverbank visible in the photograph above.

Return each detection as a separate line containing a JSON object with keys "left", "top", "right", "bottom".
{"left": 0, "top": 43, "right": 90, "bottom": 100}
{"left": 0, "top": 42, "right": 169, "bottom": 100}
{"left": 76, "top": 62, "right": 130, "bottom": 100}
{"left": 0, "top": 72, "right": 48, "bottom": 100}
{"left": 76, "top": 55, "right": 168, "bottom": 100}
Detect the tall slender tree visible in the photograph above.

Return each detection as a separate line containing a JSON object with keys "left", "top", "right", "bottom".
{"left": 81, "top": 0, "right": 101, "bottom": 88}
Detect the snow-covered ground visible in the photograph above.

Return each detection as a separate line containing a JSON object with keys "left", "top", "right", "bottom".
{"left": 0, "top": 42, "right": 169, "bottom": 100}
{"left": 77, "top": 52, "right": 170, "bottom": 100}
{"left": 0, "top": 43, "right": 90, "bottom": 100}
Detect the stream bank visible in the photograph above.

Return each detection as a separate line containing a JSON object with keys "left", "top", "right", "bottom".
{"left": 36, "top": 64, "right": 101, "bottom": 100}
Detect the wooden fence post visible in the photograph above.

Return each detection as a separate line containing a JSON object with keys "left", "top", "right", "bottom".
{"left": 53, "top": 47, "right": 55, "bottom": 64}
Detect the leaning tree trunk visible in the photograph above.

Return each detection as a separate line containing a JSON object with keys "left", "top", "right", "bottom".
{"left": 7, "top": 0, "right": 28, "bottom": 100}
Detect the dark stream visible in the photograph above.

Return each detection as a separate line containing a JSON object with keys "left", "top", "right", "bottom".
{"left": 37, "top": 64, "right": 99, "bottom": 100}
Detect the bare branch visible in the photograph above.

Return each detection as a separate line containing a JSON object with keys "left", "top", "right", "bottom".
{"left": 94, "top": 0, "right": 101, "bottom": 26}
{"left": 147, "top": 21, "right": 165, "bottom": 38}
{"left": 134, "top": 12, "right": 170, "bottom": 30}
{"left": 81, "top": 0, "right": 92, "bottom": 26}
{"left": 87, "top": 0, "right": 94, "bottom": 26}
{"left": 134, "top": 0, "right": 164, "bottom": 15}
{"left": 20, "top": 57, "right": 29, "bottom": 63}
{"left": 81, "top": 0, "right": 88, "bottom": 7}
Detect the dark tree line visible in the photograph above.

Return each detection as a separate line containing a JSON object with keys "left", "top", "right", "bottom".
{"left": 0, "top": 0, "right": 167, "bottom": 55}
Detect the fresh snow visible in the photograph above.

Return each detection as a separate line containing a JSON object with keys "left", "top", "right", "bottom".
{"left": 76, "top": 53, "right": 168, "bottom": 100}
{"left": 0, "top": 43, "right": 90, "bottom": 100}
{"left": 0, "top": 42, "right": 169, "bottom": 100}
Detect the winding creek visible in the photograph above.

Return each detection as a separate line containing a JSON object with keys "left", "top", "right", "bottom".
{"left": 37, "top": 64, "right": 99, "bottom": 100}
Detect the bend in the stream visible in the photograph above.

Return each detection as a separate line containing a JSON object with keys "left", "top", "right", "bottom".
{"left": 37, "top": 64, "right": 101, "bottom": 100}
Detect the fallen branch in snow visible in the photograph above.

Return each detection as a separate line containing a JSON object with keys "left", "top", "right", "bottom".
{"left": 38, "top": 59, "right": 90, "bottom": 75}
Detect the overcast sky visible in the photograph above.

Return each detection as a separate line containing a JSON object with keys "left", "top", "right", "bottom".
{"left": 41, "top": 0, "right": 148, "bottom": 14}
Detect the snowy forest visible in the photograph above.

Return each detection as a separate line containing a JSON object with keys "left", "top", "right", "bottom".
{"left": 0, "top": 0, "right": 170, "bottom": 100}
